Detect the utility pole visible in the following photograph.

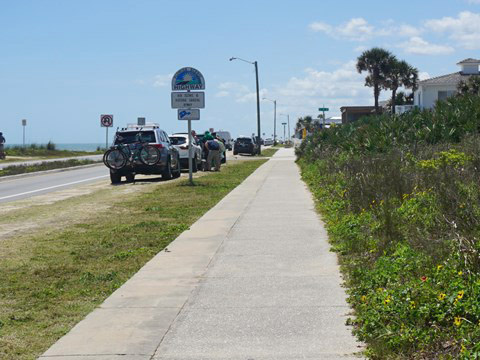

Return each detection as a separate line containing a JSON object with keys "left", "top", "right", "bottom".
{"left": 287, "top": 114, "right": 290, "bottom": 142}
{"left": 254, "top": 61, "right": 261, "bottom": 154}
{"left": 263, "top": 97, "right": 277, "bottom": 145}
{"left": 282, "top": 122, "right": 287, "bottom": 142}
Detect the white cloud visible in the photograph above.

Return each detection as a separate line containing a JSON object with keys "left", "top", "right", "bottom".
{"left": 425, "top": 11, "right": 480, "bottom": 49}
{"left": 153, "top": 74, "right": 172, "bottom": 87}
{"left": 310, "top": 18, "right": 374, "bottom": 41}
{"left": 215, "top": 82, "right": 265, "bottom": 103}
{"left": 399, "top": 36, "right": 454, "bottom": 55}
{"left": 419, "top": 71, "right": 431, "bottom": 81}
{"left": 215, "top": 90, "right": 229, "bottom": 98}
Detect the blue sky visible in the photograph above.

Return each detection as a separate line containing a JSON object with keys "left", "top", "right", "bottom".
{"left": 1, "top": 0, "right": 480, "bottom": 144}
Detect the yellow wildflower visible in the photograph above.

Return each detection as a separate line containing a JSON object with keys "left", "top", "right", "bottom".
{"left": 384, "top": 295, "right": 392, "bottom": 305}
{"left": 458, "top": 271, "right": 463, "bottom": 276}
{"left": 437, "top": 265, "right": 444, "bottom": 271}
{"left": 457, "top": 290, "right": 465, "bottom": 299}
{"left": 461, "top": 344, "right": 466, "bottom": 353}
{"left": 454, "top": 316, "right": 462, "bottom": 327}
{"left": 409, "top": 301, "right": 416, "bottom": 309}
{"left": 361, "top": 295, "right": 367, "bottom": 303}
{"left": 438, "top": 293, "right": 446, "bottom": 301}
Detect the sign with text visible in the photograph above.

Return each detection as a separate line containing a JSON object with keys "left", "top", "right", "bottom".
{"left": 171, "top": 67, "right": 205, "bottom": 91}
{"left": 178, "top": 109, "right": 200, "bottom": 120}
{"left": 171, "top": 92, "right": 205, "bottom": 109}
{"left": 318, "top": 107, "right": 329, "bottom": 112}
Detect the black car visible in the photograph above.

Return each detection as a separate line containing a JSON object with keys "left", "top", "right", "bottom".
{"left": 233, "top": 136, "right": 259, "bottom": 155}
{"left": 106, "top": 124, "right": 181, "bottom": 184}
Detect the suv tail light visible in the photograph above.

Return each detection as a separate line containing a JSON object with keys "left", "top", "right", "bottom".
{"left": 153, "top": 144, "right": 164, "bottom": 149}
{"left": 179, "top": 146, "right": 188, "bottom": 150}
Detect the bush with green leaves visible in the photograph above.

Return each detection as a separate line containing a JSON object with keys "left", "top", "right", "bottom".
{"left": 298, "top": 95, "right": 480, "bottom": 358}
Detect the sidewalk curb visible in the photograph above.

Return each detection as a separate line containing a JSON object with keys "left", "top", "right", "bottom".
{"left": 0, "top": 162, "right": 103, "bottom": 182}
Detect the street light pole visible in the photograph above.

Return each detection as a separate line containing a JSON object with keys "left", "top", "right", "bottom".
{"left": 262, "top": 97, "right": 277, "bottom": 145}
{"left": 230, "top": 57, "right": 261, "bottom": 154}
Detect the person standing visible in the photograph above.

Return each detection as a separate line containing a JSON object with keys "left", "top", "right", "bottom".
{"left": 0, "top": 132, "right": 5, "bottom": 159}
{"left": 205, "top": 134, "right": 221, "bottom": 171}
{"left": 216, "top": 135, "right": 226, "bottom": 165}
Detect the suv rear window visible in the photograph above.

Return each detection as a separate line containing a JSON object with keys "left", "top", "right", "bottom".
{"left": 237, "top": 138, "right": 252, "bottom": 143}
{"left": 169, "top": 136, "right": 187, "bottom": 145}
{"left": 115, "top": 131, "right": 156, "bottom": 144}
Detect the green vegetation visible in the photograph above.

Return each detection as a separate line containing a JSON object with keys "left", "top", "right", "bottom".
{"left": 0, "top": 159, "right": 266, "bottom": 360}
{"left": 259, "top": 148, "right": 278, "bottom": 157}
{"left": 0, "top": 159, "right": 99, "bottom": 177}
{"left": 3, "top": 142, "right": 101, "bottom": 158}
{"left": 297, "top": 94, "right": 480, "bottom": 359}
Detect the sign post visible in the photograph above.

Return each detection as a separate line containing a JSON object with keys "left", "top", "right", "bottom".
{"left": 100, "top": 115, "right": 113, "bottom": 149}
{"left": 21, "top": 119, "right": 27, "bottom": 148}
{"left": 318, "top": 106, "right": 329, "bottom": 128}
{"left": 171, "top": 67, "right": 205, "bottom": 185}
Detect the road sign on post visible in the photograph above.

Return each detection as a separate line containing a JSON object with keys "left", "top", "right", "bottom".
{"left": 171, "top": 92, "right": 205, "bottom": 109}
{"left": 171, "top": 67, "right": 205, "bottom": 185}
{"left": 137, "top": 117, "right": 146, "bottom": 126}
{"left": 318, "top": 106, "right": 329, "bottom": 128}
{"left": 21, "top": 119, "right": 27, "bottom": 148}
{"left": 178, "top": 109, "right": 200, "bottom": 120}
{"left": 100, "top": 114, "right": 113, "bottom": 149}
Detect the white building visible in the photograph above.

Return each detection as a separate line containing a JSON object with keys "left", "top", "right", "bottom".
{"left": 414, "top": 58, "right": 480, "bottom": 109}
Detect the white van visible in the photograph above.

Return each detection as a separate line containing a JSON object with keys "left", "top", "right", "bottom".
{"left": 213, "top": 131, "right": 233, "bottom": 150}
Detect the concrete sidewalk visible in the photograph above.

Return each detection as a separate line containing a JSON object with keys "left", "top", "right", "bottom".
{"left": 40, "top": 148, "right": 362, "bottom": 360}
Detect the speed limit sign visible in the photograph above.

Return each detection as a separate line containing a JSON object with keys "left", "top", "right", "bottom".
{"left": 100, "top": 114, "right": 113, "bottom": 127}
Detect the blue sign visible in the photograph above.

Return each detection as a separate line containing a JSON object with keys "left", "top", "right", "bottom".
{"left": 177, "top": 109, "right": 200, "bottom": 120}
{"left": 172, "top": 67, "right": 205, "bottom": 91}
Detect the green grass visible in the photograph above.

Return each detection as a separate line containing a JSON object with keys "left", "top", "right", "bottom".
{"left": 0, "top": 159, "right": 100, "bottom": 177}
{"left": 258, "top": 148, "right": 278, "bottom": 157}
{"left": 0, "top": 159, "right": 266, "bottom": 360}
{"left": 3, "top": 143, "right": 102, "bottom": 158}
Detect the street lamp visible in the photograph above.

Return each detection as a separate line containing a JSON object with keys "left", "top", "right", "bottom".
{"left": 262, "top": 97, "right": 277, "bottom": 145}
{"left": 279, "top": 114, "right": 290, "bottom": 143}
{"left": 229, "top": 57, "right": 261, "bottom": 154}
{"left": 281, "top": 122, "right": 287, "bottom": 142}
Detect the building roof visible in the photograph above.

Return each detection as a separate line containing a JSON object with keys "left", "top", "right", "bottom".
{"left": 340, "top": 106, "right": 376, "bottom": 114}
{"left": 419, "top": 72, "right": 479, "bottom": 86}
{"left": 457, "top": 58, "right": 480, "bottom": 65}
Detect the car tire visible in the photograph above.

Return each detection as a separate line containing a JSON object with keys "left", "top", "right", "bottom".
{"left": 162, "top": 158, "right": 173, "bottom": 180}
{"left": 110, "top": 171, "right": 122, "bottom": 184}
{"left": 192, "top": 156, "right": 198, "bottom": 173}
{"left": 125, "top": 173, "right": 135, "bottom": 183}
{"left": 173, "top": 156, "right": 181, "bottom": 178}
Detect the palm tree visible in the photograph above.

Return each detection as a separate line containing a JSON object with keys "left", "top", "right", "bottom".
{"left": 356, "top": 47, "right": 394, "bottom": 113}
{"left": 384, "top": 59, "right": 419, "bottom": 114}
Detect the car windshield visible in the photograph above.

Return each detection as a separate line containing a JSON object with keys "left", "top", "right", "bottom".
{"left": 237, "top": 138, "right": 252, "bottom": 143}
{"left": 169, "top": 136, "right": 187, "bottom": 145}
{"left": 115, "top": 131, "right": 156, "bottom": 145}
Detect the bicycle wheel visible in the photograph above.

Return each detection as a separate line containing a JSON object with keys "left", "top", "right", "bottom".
{"left": 104, "top": 149, "right": 127, "bottom": 169}
{"left": 139, "top": 145, "right": 161, "bottom": 165}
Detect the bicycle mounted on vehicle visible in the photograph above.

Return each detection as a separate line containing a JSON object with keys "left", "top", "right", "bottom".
{"left": 103, "top": 124, "right": 181, "bottom": 184}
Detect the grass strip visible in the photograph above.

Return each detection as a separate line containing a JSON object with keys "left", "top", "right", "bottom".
{"left": 0, "top": 159, "right": 266, "bottom": 360}
{"left": 258, "top": 148, "right": 278, "bottom": 157}
{"left": 0, "top": 159, "right": 100, "bottom": 177}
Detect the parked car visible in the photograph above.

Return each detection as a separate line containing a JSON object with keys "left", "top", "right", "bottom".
{"left": 233, "top": 136, "right": 259, "bottom": 155}
{"left": 213, "top": 131, "right": 233, "bottom": 150}
{"left": 263, "top": 138, "right": 274, "bottom": 146}
{"left": 106, "top": 123, "right": 181, "bottom": 184}
{"left": 169, "top": 133, "right": 203, "bottom": 172}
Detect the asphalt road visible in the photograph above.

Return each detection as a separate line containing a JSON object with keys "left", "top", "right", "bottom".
{"left": 0, "top": 164, "right": 109, "bottom": 204}
{"left": 0, "top": 151, "right": 261, "bottom": 204}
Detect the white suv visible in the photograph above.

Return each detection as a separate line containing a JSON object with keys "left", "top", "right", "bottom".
{"left": 169, "top": 133, "right": 203, "bottom": 172}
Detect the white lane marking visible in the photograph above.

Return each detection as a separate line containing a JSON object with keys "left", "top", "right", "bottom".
{"left": 0, "top": 175, "right": 109, "bottom": 201}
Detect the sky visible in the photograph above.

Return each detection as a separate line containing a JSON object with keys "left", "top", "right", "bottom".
{"left": 1, "top": 0, "right": 480, "bottom": 144}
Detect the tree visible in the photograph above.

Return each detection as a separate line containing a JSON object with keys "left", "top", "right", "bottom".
{"left": 295, "top": 116, "right": 314, "bottom": 133}
{"left": 357, "top": 47, "right": 394, "bottom": 113}
{"left": 457, "top": 76, "right": 480, "bottom": 96}
{"left": 384, "top": 59, "right": 419, "bottom": 114}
